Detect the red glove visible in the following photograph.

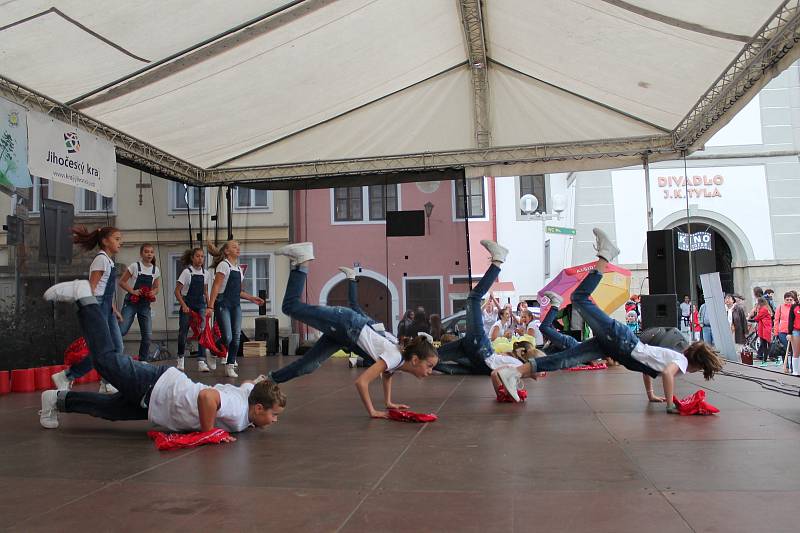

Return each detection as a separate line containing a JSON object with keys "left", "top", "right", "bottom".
{"left": 188, "top": 310, "right": 204, "bottom": 341}
{"left": 671, "top": 390, "right": 720, "bottom": 416}
{"left": 199, "top": 316, "right": 227, "bottom": 358}
{"left": 64, "top": 337, "right": 90, "bottom": 366}
{"left": 495, "top": 385, "right": 528, "bottom": 402}
{"left": 568, "top": 363, "right": 608, "bottom": 372}
{"left": 387, "top": 409, "right": 438, "bottom": 423}
{"left": 147, "top": 429, "right": 233, "bottom": 451}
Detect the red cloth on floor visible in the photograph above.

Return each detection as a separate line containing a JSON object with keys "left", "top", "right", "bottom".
{"left": 387, "top": 409, "right": 438, "bottom": 423}
{"left": 147, "top": 429, "right": 232, "bottom": 451}
{"left": 495, "top": 385, "right": 528, "bottom": 403}
{"left": 199, "top": 316, "right": 227, "bottom": 358}
{"left": 188, "top": 310, "right": 204, "bottom": 340}
{"left": 129, "top": 286, "right": 157, "bottom": 304}
{"left": 567, "top": 363, "right": 608, "bottom": 371}
{"left": 64, "top": 337, "right": 89, "bottom": 366}
{"left": 672, "top": 390, "right": 720, "bottom": 416}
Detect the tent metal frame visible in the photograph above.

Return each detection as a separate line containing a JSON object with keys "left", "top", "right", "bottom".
{"left": 2, "top": 1, "right": 800, "bottom": 188}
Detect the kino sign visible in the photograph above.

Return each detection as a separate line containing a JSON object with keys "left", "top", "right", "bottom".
{"left": 677, "top": 231, "right": 712, "bottom": 252}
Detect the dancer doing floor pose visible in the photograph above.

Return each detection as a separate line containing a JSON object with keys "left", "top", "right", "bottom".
{"left": 39, "top": 280, "right": 285, "bottom": 433}
{"left": 268, "top": 242, "right": 439, "bottom": 419}
{"left": 51, "top": 226, "right": 124, "bottom": 394}
{"left": 497, "top": 228, "right": 724, "bottom": 411}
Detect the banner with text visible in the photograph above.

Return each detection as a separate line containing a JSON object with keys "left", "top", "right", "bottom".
{"left": 0, "top": 97, "right": 32, "bottom": 189}
{"left": 27, "top": 111, "right": 116, "bottom": 196}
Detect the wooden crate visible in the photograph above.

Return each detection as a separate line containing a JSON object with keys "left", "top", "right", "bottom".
{"left": 243, "top": 341, "right": 267, "bottom": 357}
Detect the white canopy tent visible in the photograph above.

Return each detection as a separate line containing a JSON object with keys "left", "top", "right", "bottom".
{"left": 2, "top": 0, "right": 799, "bottom": 187}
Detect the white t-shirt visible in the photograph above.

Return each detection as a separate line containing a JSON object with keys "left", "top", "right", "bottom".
{"left": 680, "top": 302, "right": 691, "bottom": 318}
{"left": 630, "top": 342, "right": 688, "bottom": 375}
{"left": 356, "top": 325, "right": 403, "bottom": 373}
{"left": 177, "top": 265, "right": 209, "bottom": 296}
{"left": 214, "top": 260, "right": 242, "bottom": 293}
{"left": 89, "top": 251, "right": 114, "bottom": 296}
{"left": 525, "top": 321, "right": 545, "bottom": 346}
{"left": 484, "top": 353, "right": 524, "bottom": 370}
{"left": 148, "top": 367, "right": 255, "bottom": 432}
{"left": 126, "top": 262, "right": 161, "bottom": 287}
{"left": 491, "top": 319, "right": 512, "bottom": 337}
{"left": 482, "top": 309, "right": 496, "bottom": 334}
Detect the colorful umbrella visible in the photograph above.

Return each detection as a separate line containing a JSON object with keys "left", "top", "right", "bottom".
{"left": 538, "top": 261, "right": 631, "bottom": 315}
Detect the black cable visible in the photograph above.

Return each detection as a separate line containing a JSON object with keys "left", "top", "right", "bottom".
{"left": 720, "top": 368, "right": 800, "bottom": 397}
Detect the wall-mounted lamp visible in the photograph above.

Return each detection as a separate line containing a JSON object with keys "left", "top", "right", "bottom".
{"left": 424, "top": 201, "right": 434, "bottom": 235}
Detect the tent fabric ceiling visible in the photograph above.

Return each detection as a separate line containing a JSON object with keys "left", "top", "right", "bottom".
{"left": 1, "top": 0, "right": 798, "bottom": 187}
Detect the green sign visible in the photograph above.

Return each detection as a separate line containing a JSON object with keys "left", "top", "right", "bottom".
{"left": 545, "top": 225, "right": 576, "bottom": 236}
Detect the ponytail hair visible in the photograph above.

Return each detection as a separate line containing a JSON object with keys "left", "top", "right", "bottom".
{"left": 140, "top": 242, "right": 156, "bottom": 266}
{"left": 181, "top": 247, "right": 204, "bottom": 267}
{"left": 72, "top": 225, "right": 120, "bottom": 252}
{"left": 207, "top": 240, "right": 235, "bottom": 269}
{"left": 401, "top": 333, "right": 438, "bottom": 362}
{"left": 683, "top": 341, "right": 724, "bottom": 380}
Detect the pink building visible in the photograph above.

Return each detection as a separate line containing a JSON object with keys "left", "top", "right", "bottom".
{"left": 293, "top": 178, "right": 498, "bottom": 333}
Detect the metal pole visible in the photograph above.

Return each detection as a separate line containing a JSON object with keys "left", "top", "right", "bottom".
{"left": 643, "top": 153, "right": 654, "bottom": 231}
{"left": 682, "top": 153, "right": 696, "bottom": 313}
{"left": 462, "top": 177, "right": 473, "bottom": 288}
{"left": 226, "top": 186, "right": 233, "bottom": 240}
{"left": 54, "top": 208, "right": 61, "bottom": 284}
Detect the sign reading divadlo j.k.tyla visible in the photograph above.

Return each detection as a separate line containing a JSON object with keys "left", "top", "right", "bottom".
{"left": 27, "top": 111, "right": 116, "bottom": 197}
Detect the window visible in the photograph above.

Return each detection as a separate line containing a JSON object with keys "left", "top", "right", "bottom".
{"left": 170, "top": 182, "right": 207, "bottom": 213}
{"left": 454, "top": 177, "right": 485, "bottom": 219}
{"left": 405, "top": 278, "right": 442, "bottom": 317}
{"left": 544, "top": 239, "right": 551, "bottom": 278}
{"left": 332, "top": 184, "right": 399, "bottom": 222}
{"left": 519, "top": 175, "right": 547, "bottom": 214}
{"left": 368, "top": 184, "right": 398, "bottom": 221}
{"left": 78, "top": 189, "right": 114, "bottom": 214}
{"left": 334, "top": 186, "right": 363, "bottom": 221}
{"left": 235, "top": 186, "right": 271, "bottom": 211}
{"left": 239, "top": 254, "right": 273, "bottom": 313}
{"left": 26, "top": 177, "right": 49, "bottom": 214}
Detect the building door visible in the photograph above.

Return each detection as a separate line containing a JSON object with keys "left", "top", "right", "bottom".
{"left": 327, "top": 277, "right": 392, "bottom": 332}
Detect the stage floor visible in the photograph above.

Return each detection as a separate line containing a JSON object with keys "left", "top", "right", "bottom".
{"left": 2, "top": 357, "right": 799, "bottom": 532}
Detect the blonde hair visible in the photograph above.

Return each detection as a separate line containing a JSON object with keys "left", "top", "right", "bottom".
{"left": 207, "top": 240, "right": 237, "bottom": 269}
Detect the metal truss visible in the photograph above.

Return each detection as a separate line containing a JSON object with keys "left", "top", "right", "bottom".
{"left": 459, "top": 0, "right": 491, "bottom": 149}
{"left": 674, "top": 0, "right": 800, "bottom": 149}
{"left": 0, "top": 75, "right": 204, "bottom": 185}
{"left": 206, "top": 135, "right": 676, "bottom": 185}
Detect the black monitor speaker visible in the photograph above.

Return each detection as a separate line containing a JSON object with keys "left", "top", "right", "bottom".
{"left": 386, "top": 210, "right": 425, "bottom": 237}
{"left": 641, "top": 294, "right": 679, "bottom": 329}
{"left": 646, "top": 229, "right": 676, "bottom": 295}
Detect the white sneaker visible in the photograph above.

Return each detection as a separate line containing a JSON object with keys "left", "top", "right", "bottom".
{"left": 198, "top": 359, "right": 210, "bottom": 372}
{"left": 43, "top": 279, "right": 93, "bottom": 303}
{"left": 225, "top": 364, "right": 238, "bottom": 378}
{"left": 542, "top": 291, "right": 563, "bottom": 309}
{"left": 592, "top": 227, "right": 620, "bottom": 262}
{"left": 206, "top": 355, "right": 217, "bottom": 371}
{"left": 338, "top": 266, "right": 357, "bottom": 280}
{"left": 348, "top": 356, "right": 359, "bottom": 368}
{"left": 39, "top": 390, "right": 59, "bottom": 429}
{"left": 276, "top": 242, "right": 315, "bottom": 264}
{"left": 51, "top": 370, "right": 73, "bottom": 391}
{"left": 176, "top": 357, "right": 185, "bottom": 371}
{"left": 496, "top": 367, "right": 523, "bottom": 402}
{"left": 480, "top": 240, "right": 509, "bottom": 264}
{"left": 99, "top": 381, "right": 118, "bottom": 394}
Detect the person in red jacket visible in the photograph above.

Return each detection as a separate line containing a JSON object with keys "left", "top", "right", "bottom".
{"left": 754, "top": 297, "right": 773, "bottom": 363}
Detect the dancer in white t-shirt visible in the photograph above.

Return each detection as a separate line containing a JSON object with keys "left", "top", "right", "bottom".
{"left": 268, "top": 242, "right": 440, "bottom": 419}
{"left": 39, "top": 279, "right": 285, "bottom": 433}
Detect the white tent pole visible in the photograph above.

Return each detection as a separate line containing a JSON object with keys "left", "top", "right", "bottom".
{"left": 643, "top": 153, "right": 653, "bottom": 231}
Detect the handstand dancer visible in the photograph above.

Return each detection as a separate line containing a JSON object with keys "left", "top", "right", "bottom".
{"left": 39, "top": 280, "right": 285, "bottom": 433}
{"left": 497, "top": 228, "right": 724, "bottom": 411}
{"left": 268, "top": 243, "right": 439, "bottom": 418}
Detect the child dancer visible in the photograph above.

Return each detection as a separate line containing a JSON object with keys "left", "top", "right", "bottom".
{"left": 39, "top": 279, "right": 285, "bottom": 432}
{"left": 175, "top": 247, "right": 214, "bottom": 372}
{"left": 268, "top": 243, "right": 439, "bottom": 418}
{"left": 497, "top": 228, "right": 724, "bottom": 411}
{"left": 51, "top": 226, "right": 124, "bottom": 393}
{"left": 118, "top": 243, "right": 160, "bottom": 364}
{"left": 207, "top": 241, "right": 265, "bottom": 378}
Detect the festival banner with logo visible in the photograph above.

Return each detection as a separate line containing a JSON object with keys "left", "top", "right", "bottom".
{"left": 0, "top": 97, "right": 32, "bottom": 189}
{"left": 27, "top": 111, "right": 116, "bottom": 196}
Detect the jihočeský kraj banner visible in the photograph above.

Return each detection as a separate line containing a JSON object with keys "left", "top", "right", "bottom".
{"left": 27, "top": 110, "right": 116, "bottom": 197}
{"left": 0, "top": 97, "right": 32, "bottom": 189}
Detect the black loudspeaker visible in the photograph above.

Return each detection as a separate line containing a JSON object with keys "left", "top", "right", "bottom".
{"left": 646, "top": 229, "right": 676, "bottom": 294}
{"left": 39, "top": 199, "right": 74, "bottom": 264}
{"left": 258, "top": 289, "right": 267, "bottom": 316}
{"left": 641, "top": 294, "right": 679, "bottom": 329}
{"left": 255, "top": 316, "right": 279, "bottom": 354}
{"left": 386, "top": 210, "right": 425, "bottom": 237}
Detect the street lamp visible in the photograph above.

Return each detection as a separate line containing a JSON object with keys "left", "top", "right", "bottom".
{"left": 424, "top": 201, "right": 434, "bottom": 235}
{"left": 521, "top": 193, "right": 566, "bottom": 284}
